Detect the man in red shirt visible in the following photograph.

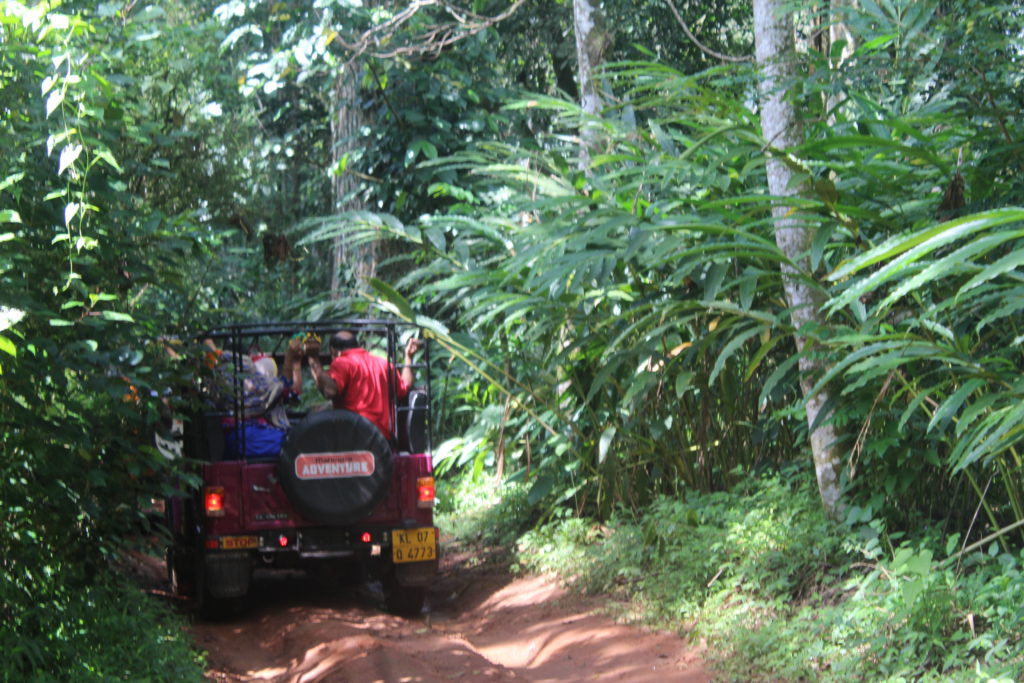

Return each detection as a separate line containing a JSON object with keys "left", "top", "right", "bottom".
{"left": 306, "top": 330, "right": 421, "bottom": 439}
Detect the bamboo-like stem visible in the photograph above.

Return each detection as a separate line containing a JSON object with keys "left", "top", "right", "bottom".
{"left": 962, "top": 467, "right": 1010, "bottom": 555}
{"left": 942, "top": 517, "right": 1024, "bottom": 568}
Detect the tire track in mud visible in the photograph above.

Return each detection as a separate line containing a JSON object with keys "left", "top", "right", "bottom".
{"left": 184, "top": 549, "right": 710, "bottom": 682}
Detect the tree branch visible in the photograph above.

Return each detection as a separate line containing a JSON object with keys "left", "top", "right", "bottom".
{"left": 331, "top": 0, "right": 527, "bottom": 63}
{"left": 664, "top": 0, "right": 751, "bottom": 63}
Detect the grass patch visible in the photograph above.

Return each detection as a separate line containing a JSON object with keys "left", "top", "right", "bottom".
{"left": 445, "top": 468, "right": 1024, "bottom": 681}
{"left": 1, "top": 556, "right": 204, "bottom": 681}
{"left": 436, "top": 473, "right": 534, "bottom": 552}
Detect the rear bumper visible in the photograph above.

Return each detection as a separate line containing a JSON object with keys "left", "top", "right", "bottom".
{"left": 203, "top": 525, "right": 439, "bottom": 564}
{"left": 203, "top": 550, "right": 251, "bottom": 599}
{"left": 393, "top": 558, "right": 439, "bottom": 586}
{"left": 200, "top": 525, "right": 440, "bottom": 596}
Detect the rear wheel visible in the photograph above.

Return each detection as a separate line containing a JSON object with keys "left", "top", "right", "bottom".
{"left": 167, "top": 546, "right": 196, "bottom": 598}
{"left": 196, "top": 559, "right": 245, "bottom": 619}
{"left": 383, "top": 570, "right": 426, "bottom": 616}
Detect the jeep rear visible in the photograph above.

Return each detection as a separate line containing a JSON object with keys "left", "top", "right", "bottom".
{"left": 166, "top": 320, "right": 438, "bottom": 617}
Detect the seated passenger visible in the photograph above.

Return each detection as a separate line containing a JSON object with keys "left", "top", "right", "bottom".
{"left": 206, "top": 337, "right": 302, "bottom": 459}
{"left": 252, "top": 335, "right": 304, "bottom": 403}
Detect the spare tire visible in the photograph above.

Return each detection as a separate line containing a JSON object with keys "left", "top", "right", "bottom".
{"left": 279, "top": 410, "right": 393, "bottom": 524}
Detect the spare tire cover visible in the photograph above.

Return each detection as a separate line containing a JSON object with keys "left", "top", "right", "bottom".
{"left": 279, "top": 410, "right": 393, "bottom": 524}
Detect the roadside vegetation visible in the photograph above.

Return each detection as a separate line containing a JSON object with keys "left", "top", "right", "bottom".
{"left": 1, "top": 569, "right": 204, "bottom": 681}
{"left": 439, "top": 470, "right": 1024, "bottom": 681}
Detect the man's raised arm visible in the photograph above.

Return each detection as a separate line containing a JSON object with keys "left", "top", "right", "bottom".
{"left": 305, "top": 339, "right": 338, "bottom": 399}
{"left": 401, "top": 337, "right": 422, "bottom": 388}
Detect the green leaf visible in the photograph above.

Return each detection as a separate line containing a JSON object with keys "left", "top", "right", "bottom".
{"left": 58, "top": 143, "right": 83, "bottom": 176}
{"left": 904, "top": 549, "right": 933, "bottom": 577}
{"left": 0, "top": 172, "right": 24, "bottom": 192}
{"left": 856, "top": 33, "right": 897, "bottom": 55}
{"left": 100, "top": 311, "right": 134, "bottom": 322}
{"left": 758, "top": 353, "right": 800, "bottom": 407}
{"left": 408, "top": 139, "right": 438, "bottom": 162}
{"left": 710, "top": 325, "right": 766, "bottom": 385}
{"left": 875, "top": 229, "right": 1024, "bottom": 313}
{"left": 738, "top": 271, "right": 757, "bottom": 310}
{"left": 928, "top": 379, "right": 985, "bottom": 433}
{"left": 828, "top": 209, "right": 1024, "bottom": 313}
{"left": 527, "top": 473, "right": 555, "bottom": 505}
{"left": 745, "top": 332, "right": 783, "bottom": 380}
{"left": 950, "top": 403, "right": 1024, "bottom": 473}
{"left": 675, "top": 371, "right": 695, "bottom": 398}
{"left": 648, "top": 120, "right": 678, "bottom": 156}
{"left": 830, "top": 209, "right": 1024, "bottom": 281}
{"left": 423, "top": 227, "right": 446, "bottom": 253}
{"left": 702, "top": 262, "right": 728, "bottom": 302}
{"left": 94, "top": 148, "right": 123, "bottom": 173}
{"left": 958, "top": 248, "right": 1024, "bottom": 296}
{"left": 369, "top": 278, "right": 415, "bottom": 321}
{"left": 956, "top": 393, "right": 1002, "bottom": 437}
{"left": 898, "top": 385, "right": 942, "bottom": 433}
{"left": 477, "top": 164, "right": 574, "bottom": 197}
{"left": 802, "top": 133, "right": 950, "bottom": 171}
{"left": 810, "top": 222, "right": 835, "bottom": 271}
{"left": 598, "top": 425, "right": 616, "bottom": 464}
{"left": 0, "top": 334, "right": 16, "bottom": 357}
{"left": 64, "top": 203, "right": 79, "bottom": 226}
{"left": 46, "top": 89, "right": 64, "bottom": 117}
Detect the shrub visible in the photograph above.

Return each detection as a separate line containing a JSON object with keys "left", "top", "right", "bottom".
{"left": 1, "top": 562, "right": 204, "bottom": 682}
{"left": 507, "top": 469, "right": 1024, "bottom": 680}
{"left": 436, "top": 471, "right": 534, "bottom": 550}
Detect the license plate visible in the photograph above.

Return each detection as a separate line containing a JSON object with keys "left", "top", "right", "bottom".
{"left": 220, "top": 535, "right": 260, "bottom": 550}
{"left": 392, "top": 527, "right": 436, "bottom": 564}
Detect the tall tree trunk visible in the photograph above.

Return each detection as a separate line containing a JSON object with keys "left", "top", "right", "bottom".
{"left": 564, "top": 0, "right": 613, "bottom": 420}
{"left": 572, "top": 0, "right": 609, "bottom": 169}
{"left": 330, "top": 66, "right": 375, "bottom": 299}
{"left": 753, "top": 0, "right": 843, "bottom": 518}
{"left": 827, "top": 0, "right": 856, "bottom": 120}
{"left": 829, "top": 0, "right": 856, "bottom": 62}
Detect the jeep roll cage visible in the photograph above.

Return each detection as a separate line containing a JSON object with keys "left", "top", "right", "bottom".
{"left": 195, "top": 318, "right": 432, "bottom": 459}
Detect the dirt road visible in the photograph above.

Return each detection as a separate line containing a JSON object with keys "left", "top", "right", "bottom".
{"left": 183, "top": 547, "right": 710, "bottom": 682}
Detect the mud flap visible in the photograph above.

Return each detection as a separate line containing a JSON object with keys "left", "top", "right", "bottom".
{"left": 203, "top": 551, "right": 251, "bottom": 599}
{"left": 168, "top": 546, "right": 196, "bottom": 598}
{"left": 392, "top": 558, "right": 439, "bottom": 587}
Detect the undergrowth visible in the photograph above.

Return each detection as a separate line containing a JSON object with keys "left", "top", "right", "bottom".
{"left": 442, "top": 468, "right": 1024, "bottom": 681}
{"left": 1, "top": 560, "right": 205, "bottom": 682}
{"left": 436, "top": 474, "right": 534, "bottom": 551}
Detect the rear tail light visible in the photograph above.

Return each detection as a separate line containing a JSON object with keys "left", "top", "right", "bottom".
{"left": 416, "top": 476, "right": 435, "bottom": 509}
{"left": 204, "top": 486, "right": 225, "bottom": 517}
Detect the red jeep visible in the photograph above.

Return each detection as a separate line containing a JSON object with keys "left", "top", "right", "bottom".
{"left": 165, "top": 320, "right": 438, "bottom": 617}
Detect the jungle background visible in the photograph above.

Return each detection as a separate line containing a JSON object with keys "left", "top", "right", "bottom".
{"left": 2, "top": 0, "right": 1024, "bottom": 679}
